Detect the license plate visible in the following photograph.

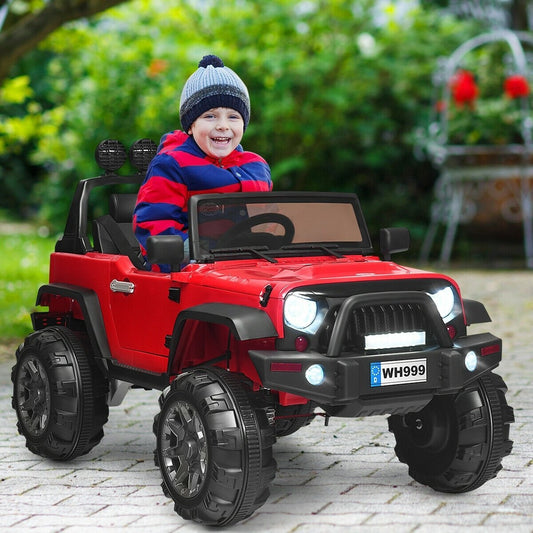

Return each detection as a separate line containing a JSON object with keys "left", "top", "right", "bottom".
{"left": 370, "top": 358, "right": 427, "bottom": 387}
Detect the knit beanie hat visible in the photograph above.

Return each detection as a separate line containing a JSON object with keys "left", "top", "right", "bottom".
{"left": 179, "top": 55, "right": 251, "bottom": 132}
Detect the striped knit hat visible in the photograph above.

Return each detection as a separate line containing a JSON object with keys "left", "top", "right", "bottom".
{"left": 179, "top": 55, "right": 250, "bottom": 132}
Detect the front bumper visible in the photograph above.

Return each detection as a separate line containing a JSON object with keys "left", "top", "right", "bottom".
{"left": 249, "top": 332, "right": 502, "bottom": 416}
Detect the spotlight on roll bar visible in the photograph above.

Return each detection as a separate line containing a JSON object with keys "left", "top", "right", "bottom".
{"left": 95, "top": 139, "right": 127, "bottom": 173}
{"left": 129, "top": 138, "right": 157, "bottom": 173}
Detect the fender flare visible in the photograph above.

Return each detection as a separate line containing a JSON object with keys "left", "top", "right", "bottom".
{"left": 463, "top": 298, "right": 492, "bottom": 325}
{"left": 168, "top": 302, "right": 278, "bottom": 371}
{"left": 35, "top": 283, "right": 112, "bottom": 364}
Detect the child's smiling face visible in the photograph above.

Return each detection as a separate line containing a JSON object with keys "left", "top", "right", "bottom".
{"left": 189, "top": 107, "right": 244, "bottom": 159}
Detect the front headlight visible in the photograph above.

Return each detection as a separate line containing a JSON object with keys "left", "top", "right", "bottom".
{"left": 284, "top": 293, "right": 318, "bottom": 330}
{"left": 429, "top": 286, "right": 456, "bottom": 320}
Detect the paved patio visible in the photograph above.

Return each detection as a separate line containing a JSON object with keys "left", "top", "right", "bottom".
{"left": 0, "top": 270, "right": 531, "bottom": 532}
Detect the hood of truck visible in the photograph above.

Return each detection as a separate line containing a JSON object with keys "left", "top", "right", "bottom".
{"left": 184, "top": 255, "right": 458, "bottom": 299}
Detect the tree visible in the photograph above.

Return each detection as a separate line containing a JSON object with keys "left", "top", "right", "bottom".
{"left": 0, "top": 0, "right": 128, "bottom": 83}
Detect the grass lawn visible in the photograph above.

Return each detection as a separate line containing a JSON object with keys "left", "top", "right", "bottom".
{"left": 0, "top": 223, "right": 55, "bottom": 349}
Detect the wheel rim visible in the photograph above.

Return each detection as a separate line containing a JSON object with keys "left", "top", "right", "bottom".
{"left": 160, "top": 400, "right": 208, "bottom": 499}
{"left": 16, "top": 355, "right": 51, "bottom": 438}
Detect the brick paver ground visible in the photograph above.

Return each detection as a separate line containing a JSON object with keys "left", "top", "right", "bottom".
{"left": 0, "top": 270, "right": 531, "bottom": 532}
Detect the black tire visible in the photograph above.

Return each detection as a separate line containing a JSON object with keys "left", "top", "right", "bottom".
{"left": 275, "top": 401, "right": 316, "bottom": 437}
{"left": 11, "top": 326, "right": 109, "bottom": 461}
{"left": 153, "top": 367, "right": 276, "bottom": 527}
{"left": 388, "top": 372, "right": 514, "bottom": 493}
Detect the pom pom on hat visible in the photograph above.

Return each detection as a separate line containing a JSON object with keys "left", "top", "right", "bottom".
{"left": 198, "top": 55, "right": 224, "bottom": 68}
{"left": 179, "top": 55, "right": 250, "bottom": 132}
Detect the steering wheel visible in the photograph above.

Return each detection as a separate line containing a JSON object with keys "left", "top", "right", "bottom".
{"left": 217, "top": 213, "right": 295, "bottom": 248}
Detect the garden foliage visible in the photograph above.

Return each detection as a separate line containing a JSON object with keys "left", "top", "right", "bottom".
{"left": 0, "top": 0, "right": 483, "bottom": 242}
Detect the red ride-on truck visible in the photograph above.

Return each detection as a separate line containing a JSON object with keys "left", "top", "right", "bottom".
{"left": 12, "top": 140, "right": 514, "bottom": 527}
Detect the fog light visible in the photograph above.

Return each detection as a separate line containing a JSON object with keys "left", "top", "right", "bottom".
{"left": 305, "top": 364, "right": 325, "bottom": 386}
{"left": 465, "top": 351, "right": 478, "bottom": 372}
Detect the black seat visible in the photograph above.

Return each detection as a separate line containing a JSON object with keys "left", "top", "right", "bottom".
{"left": 93, "top": 193, "right": 146, "bottom": 269}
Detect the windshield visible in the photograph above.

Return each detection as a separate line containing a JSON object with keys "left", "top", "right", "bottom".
{"left": 189, "top": 192, "right": 372, "bottom": 262}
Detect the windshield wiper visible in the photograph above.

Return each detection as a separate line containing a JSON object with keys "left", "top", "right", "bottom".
{"left": 281, "top": 243, "right": 344, "bottom": 258}
{"left": 210, "top": 246, "right": 278, "bottom": 263}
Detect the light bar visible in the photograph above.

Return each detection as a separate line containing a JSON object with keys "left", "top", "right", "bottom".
{"left": 365, "top": 331, "right": 426, "bottom": 350}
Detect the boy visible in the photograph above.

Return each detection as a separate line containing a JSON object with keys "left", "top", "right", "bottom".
{"left": 133, "top": 55, "right": 272, "bottom": 271}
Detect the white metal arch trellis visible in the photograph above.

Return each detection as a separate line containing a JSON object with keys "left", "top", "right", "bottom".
{"left": 420, "top": 29, "right": 533, "bottom": 268}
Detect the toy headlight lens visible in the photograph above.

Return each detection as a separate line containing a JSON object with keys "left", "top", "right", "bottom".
{"left": 305, "top": 364, "right": 325, "bottom": 386}
{"left": 284, "top": 294, "right": 318, "bottom": 330}
{"left": 429, "top": 286, "right": 456, "bottom": 319}
{"left": 465, "top": 351, "right": 478, "bottom": 372}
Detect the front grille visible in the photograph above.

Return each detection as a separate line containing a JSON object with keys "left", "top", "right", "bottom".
{"left": 319, "top": 302, "right": 434, "bottom": 354}
{"left": 353, "top": 303, "right": 426, "bottom": 335}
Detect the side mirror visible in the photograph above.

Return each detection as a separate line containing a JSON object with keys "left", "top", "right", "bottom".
{"left": 146, "top": 235, "right": 185, "bottom": 272}
{"left": 380, "top": 227, "right": 410, "bottom": 261}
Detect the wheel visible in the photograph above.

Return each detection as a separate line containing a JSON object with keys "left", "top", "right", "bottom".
{"left": 275, "top": 401, "right": 316, "bottom": 437}
{"left": 154, "top": 367, "right": 277, "bottom": 526}
{"left": 11, "top": 326, "right": 109, "bottom": 461}
{"left": 217, "top": 213, "right": 295, "bottom": 248}
{"left": 388, "top": 372, "right": 514, "bottom": 493}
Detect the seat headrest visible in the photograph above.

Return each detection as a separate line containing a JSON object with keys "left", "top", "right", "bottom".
{"left": 109, "top": 193, "right": 137, "bottom": 223}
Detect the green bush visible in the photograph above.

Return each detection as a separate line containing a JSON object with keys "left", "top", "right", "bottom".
{"left": 0, "top": 0, "right": 485, "bottom": 248}
{"left": 0, "top": 226, "right": 55, "bottom": 339}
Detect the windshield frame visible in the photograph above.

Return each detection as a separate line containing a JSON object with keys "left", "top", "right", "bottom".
{"left": 188, "top": 191, "right": 373, "bottom": 263}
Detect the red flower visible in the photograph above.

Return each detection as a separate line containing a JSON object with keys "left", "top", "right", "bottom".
{"left": 147, "top": 59, "right": 169, "bottom": 78}
{"left": 504, "top": 74, "right": 530, "bottom": 99}
{"left": 449, "top": 70, "right": 478, "bottom": 107}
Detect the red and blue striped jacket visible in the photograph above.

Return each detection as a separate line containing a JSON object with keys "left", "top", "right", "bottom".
{"left": 133, "top": 130, "right": 272, "bottom": 271}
